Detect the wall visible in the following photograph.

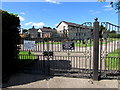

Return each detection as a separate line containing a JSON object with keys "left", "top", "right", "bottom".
{"left": 56, "top": 22, "right": 68, "bottom": 36}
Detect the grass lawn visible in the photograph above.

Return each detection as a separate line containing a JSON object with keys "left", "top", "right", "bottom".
{"left": 35, "top": 38, "right": 119, "bottom": 47}
{"left": 100, "top": 38, "right": 120, "bottom": 44}
{"left": 36, "top": 41, "right": 93, "bottom": 47}
{"left": 18, "top": 51, "right": 37, "bottom": 67}
{"left": 105, "top": 48, "right": 120, "bottom": 70}
{"left": 19, "top": 51, "right": 36, "bottom": 60}
{"left": 75, "top": 42, "right": 93, "bottom": 47}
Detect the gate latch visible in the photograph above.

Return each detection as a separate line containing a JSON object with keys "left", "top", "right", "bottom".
{"left": 43, "top": 51, "right": 53, "bottom": 56}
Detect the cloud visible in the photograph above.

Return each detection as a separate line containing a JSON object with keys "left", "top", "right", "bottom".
{"left": 25, "top": 22, "right": 45, "bottom": 28}
{"left": 98, "top": 0, "right": 106, "bottom": 2}
{"left": 45, "top": 0, "right": 60, "bottom": 4}
{"left": 20, "top": 12, "right": 25, "bottom": 15}
{"left": 32, "top": 22, "right": 45, "bottom": 27}
{"left": 89, "top": 10, "right": 101, "bottom": 15}
{"left": 93, "top": 11, "right": 101, "bottom": 14}
{"left": 103, "top": 4, "right": 113, "bottom": 11}
{"left": 104, "top": 5, "right": 111, "bottom": 8}
{"left": 104, "top": 8, "right": 113, "bottom": 11}
{"left": 25, "top": 22, "right": 33, "bottom": 25}
{"left": 18, "top": 16, "right": 25, "bottom": 21}
{"left": 55, "top": 23, "right": 59, "bottom": 27}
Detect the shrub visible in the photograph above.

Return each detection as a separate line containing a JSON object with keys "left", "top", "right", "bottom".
{"left": 108, "top": 33, "right": 120, "bottom": 38}
{"left": 2, "top": 10, "right": 20, "bottom": 82}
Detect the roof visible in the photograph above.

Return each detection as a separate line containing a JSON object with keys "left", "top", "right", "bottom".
{"left": 28, "top": 26, "right": 38, "bottom": 31}
{"left": 39, "top": 28, "right": 57, "bottom": 32}
{"left": 56, "top": 21, "right": 83, "bottom": 28}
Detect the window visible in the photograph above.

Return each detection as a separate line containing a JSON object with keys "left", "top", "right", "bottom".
{"left": 63, "top": 26, "right": 65, "bottom": 30}
{"left": 76, "top": 33, "right": 78, "bottom": 36}
{"left": 37, "top": 32, "right": 40, "bottom": 37}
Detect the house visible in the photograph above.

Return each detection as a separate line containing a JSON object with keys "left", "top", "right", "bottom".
{"left": 56, "top": 21, "right": 92, "bottom": 40}
{"left": 23, "top": 26, "right": 57, "bottom": 38}
{"left": 25, "top": 26, "right": 38, "bottom": 38}
{"left": 38, "top": 27, "right": 57, "bottom": 38}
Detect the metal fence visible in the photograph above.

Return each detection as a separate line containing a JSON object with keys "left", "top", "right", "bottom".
{"left": 19, "top": 19, "right": 120, "bottom": 80}
{"left": 99, "top": 22, "right": 120, "bottom": 79}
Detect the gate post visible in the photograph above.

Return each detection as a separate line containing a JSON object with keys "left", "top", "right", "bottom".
{"left": 93, "top": 18, "right": 99, "bottom": 80}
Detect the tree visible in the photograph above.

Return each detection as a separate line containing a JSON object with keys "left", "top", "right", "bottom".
{"left": 110, "top": 30, "right": 116, "bottom": 33}
{"left": 98, "top": 0, "right": 120, "bottom": 12}
{"left": 53, "top": 28, "right": 56, "bottom": 30}
{"left": 22, "top": 29, "right": 28, "bottom": 33}
{"left": 114, "top": 1, "right": 120, "bottom": 12}
{"left": 2, "top": 10, "right": 20, "bottom": 83}
{"left": 43, "top": 26, "right": 52, "bottom": 29}
{"left": 108, "top": 33, "right": 120, "bottom": 38}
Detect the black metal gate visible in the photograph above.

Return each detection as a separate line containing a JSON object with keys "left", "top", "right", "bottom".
{"left": 19, "top": 18, "right": 120, "bottom": 80}
{"left": 99, "top": 22, "right": 120, "bottom": 79}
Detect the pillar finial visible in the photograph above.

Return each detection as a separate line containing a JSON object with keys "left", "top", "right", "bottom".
{"left": 94, "top": 18, "right": 98, "bottom": 22}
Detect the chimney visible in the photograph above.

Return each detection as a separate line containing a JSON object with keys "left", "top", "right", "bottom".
{"left": 32, "top": 26, "right": 35, "bottom": 29}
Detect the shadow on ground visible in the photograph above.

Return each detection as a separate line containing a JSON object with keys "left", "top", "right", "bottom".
{"left": 2, "top": 73, "right": 53, "bottom": 88}
{"left": 2, "top": 59, "right": 71, "bottom": 88}
{"left": 3, "top": 59, "right": 119, "bottom": 88}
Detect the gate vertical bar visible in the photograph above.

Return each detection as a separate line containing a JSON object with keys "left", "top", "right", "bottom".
{"left": 93, "top": 18, "right": 99, "bottom": 80}
{"left": 47, "top": 38, "right": 50, "bottom": 75}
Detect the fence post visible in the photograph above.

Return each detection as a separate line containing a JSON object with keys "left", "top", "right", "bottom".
{"left": 93, "top": 18, "right": 99, "bottom": 80}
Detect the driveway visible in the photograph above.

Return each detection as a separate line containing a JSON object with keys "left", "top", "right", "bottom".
{"left": 3, "top": 73, "right": 119, "bottom": 88}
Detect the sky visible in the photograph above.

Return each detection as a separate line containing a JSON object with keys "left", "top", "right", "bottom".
{"left": 1, "top": 1, "right": 119, "bottom": 29}
{"left": 1, "top": 0, "right": 115, "bottom": 2}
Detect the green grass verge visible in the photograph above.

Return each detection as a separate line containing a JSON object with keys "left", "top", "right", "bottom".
{"left": 36, "top": 41, "right": 93, "bottom": 47}
{"left": 35, "top": 38, "right": 119, "bottom": 47}
{"left": 105, "top": 48, "right": 120, "bottom": 70}
{"left": 75, "top": 42, "right": 93, "bottom": 47}
{"left": 19, "top": 51, "right": 36, "bottom": 60}
{"left": 100, "top": 38, "right": 120, "bottom": 44}
{"left": 18, "top": 51, "right": 37, "bottom": 68}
